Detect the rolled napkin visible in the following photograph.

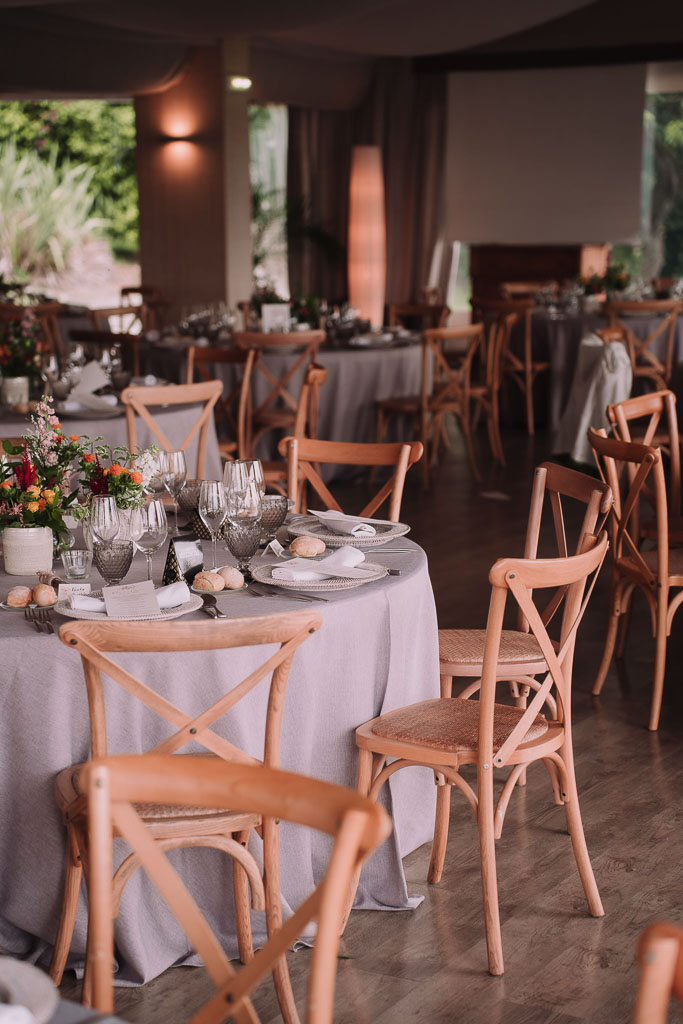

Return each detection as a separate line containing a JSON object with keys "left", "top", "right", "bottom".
{"left": 272, "top": 545, "right": 368, "bottom": 582}
{"left": 69, "top": 580, "right": 191, "bottom": 613}
{"left": 307, "top": 509, "right": 377, "bottom": 537}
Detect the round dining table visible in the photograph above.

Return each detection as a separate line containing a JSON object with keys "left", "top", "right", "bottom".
{"left": 0, "top": 535, "right": 439, "bottom": 985}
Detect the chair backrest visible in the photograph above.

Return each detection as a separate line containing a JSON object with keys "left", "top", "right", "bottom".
{"left": 480, "top": 531, "right": 608, "bottom": 769}
{"left": 634, "top": 922, "right": 683, "bottom": 1024}
{"left": 233, "top": 331, "right": 325, "bottom": 418}
{"left": 82, "top": 755, "right": 391, "bottom": 1021}
{"left": 120, "top": 379, "right": 222, "bottom": 478}
{"left": 90, "top": 305, "right": 145, "bottom": 336}
{"left": 607, "top": 389, "right": 681, "bottom": 519}
{"left": 587, "top": 428, "right": 668, "bottom": 586}
{"left": 473, "top": 299, "right": 533, "bottom": 382}
{"left": 292, "top": 362, "right": 328, "bottom": 439}
{"left": 69, "top": 328, "right": 141, "bottom": 377}
{"left": 120, "top": 286, "right": 169, "bottom": 331}
{"left": 388, "top": 303, "right": 450, "bottom": 330}
{"left": 278, "top": 437, "right": 423, "bottom": 520}
{"left": 422, "top": 324, "right": 484, "bottom": 415}
{"left": 606, "top": 300, "right": 681, "bottom": 384}
{"left": 58, "top": 611, "right": 321, "bottom": 764}
{"left": 185, "top": 346, "right": 256, "bottom": 461}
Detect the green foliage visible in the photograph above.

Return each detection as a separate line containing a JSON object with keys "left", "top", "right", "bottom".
{"left": 0, "top": 100, "right": 138, "bottom": 259}
{"left": 0, "top": 141, "right": 103, "bottom": 281}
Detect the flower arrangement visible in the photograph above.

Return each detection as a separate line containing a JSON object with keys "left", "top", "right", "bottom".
{"left": 579, "top": 263, "right": 630, "bottom": 296}
{"left": 0, "top": 308, "right": 41, "bottom": 378}
{"left": 290, "top": 294, "right": 319, "bottom": 326}
{"left": 77, "top": 441, "right": 158, "bottom": 509}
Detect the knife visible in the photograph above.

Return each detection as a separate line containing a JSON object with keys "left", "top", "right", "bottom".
{"left": 248, "top": 582, "right": 328, "bottom": 603}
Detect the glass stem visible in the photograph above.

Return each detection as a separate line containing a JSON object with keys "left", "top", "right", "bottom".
{"left": 146, "top": 553, "right": 153, "bottom": 581}
{"left": 211, "top": 534, "right": 217, "bottom": 571}
{"left": 174, "top": 500, "right": 179, "bottom": 534}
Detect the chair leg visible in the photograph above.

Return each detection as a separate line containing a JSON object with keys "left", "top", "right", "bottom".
{"left": 478, "top": 766, "right": 504, "bottom": 975}
{"left": 440, "top": 673, "right": 453, "bottom": 699}
{"left": 420, "top": 412, "right": 430, "bottom": 491}
{"left": 262, "top": 818, "right": 299, "bottom": 1024}
{"left": 649, "top": 594, "right": 669, "bottom": 731}
{"left": 49, "top": 828, "right": 83, "bottom": 985}
{"left": 592, "top": 582, "right": 621, "bottom": 696}
{"left": 459, "top": 413, "right": 482, "bottom": 483}
{"left": 428, "top": 778, "right": 452, "bottom": 884}
{"left": 524, "top": 368, "right": 535, "bottom": 437}
{"left": 560, "top": 748, "right": 604, "bottom": 918}
{"left": 232, "top": 829, "right": 254, "bottom": 964}
{"left": 615, "top": 585, "right": 635, "bottom": 659}
{"left": 430, "top": 413, "right": 443, "bottom": 468}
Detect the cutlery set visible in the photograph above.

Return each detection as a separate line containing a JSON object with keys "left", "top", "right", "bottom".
{"left": 24, "top": 607, "right": 55, "bottom": 634}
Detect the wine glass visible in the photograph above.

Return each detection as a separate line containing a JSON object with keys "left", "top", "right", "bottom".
{"left": 161, "top": 450, "right": 187, "bottom": 536}
{"left": 199, "top": 480, "right": 228, "bottom": 571}
{"left": 90, "top": 496, "right": 120, "bottom": 546}
{"left": 223, "top": 462, "right": 263, "bottom": 525}
{"left": 136, "top": 499, "right": 168, "bottom": 582}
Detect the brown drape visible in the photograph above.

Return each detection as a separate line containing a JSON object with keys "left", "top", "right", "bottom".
{"left": 287, "top": 60, "right": 447, "bottom": 306}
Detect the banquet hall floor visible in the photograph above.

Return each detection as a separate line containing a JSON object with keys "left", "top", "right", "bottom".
{"left": 58, "top": 426, "right": 683, "bottom": 1023}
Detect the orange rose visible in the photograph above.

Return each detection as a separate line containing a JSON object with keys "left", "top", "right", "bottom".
{"left": 26, "top": 485, "right": 40, "bottom": 497}
{"left": 26, "top": 501, "right": 40, "bottom": 512}
{"left": 83, "top": 453, "right": 96, "bottom": 464}
{"left": 108, "top": 464, "right": 125, "bottom": 476}
{"left": 0, "top": 480, "right": 13, "bottom": 490}
{"left": 130, "top": 471, "right": 143, "bottom": 484}
{"left": 41, "top": 489, "right": 56, "bottom": 503}
{"left": 69, "top": 434, "right": 80, "bottom": 442}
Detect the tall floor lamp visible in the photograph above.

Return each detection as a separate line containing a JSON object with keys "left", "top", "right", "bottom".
{"left": 348, "top": 146, "right": 386, "bottom": 327}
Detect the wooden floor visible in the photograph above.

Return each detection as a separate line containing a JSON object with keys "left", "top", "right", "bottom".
{"left": 60, "top": 425, "right": 683, "bottom": 1022}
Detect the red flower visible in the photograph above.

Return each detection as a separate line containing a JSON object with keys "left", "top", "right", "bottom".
{"left": 14, "top": 447, "right": 37, "bottom": 491}
{"left": 88, "top": 461, "right": 108, "bottom": 496}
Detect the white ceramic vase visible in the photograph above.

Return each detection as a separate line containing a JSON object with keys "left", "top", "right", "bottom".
{"left": 2, "top": 525, "right": 54, "bottom": 575}
{"left": 1, "top": 376, "right": 29, "bottom": 408}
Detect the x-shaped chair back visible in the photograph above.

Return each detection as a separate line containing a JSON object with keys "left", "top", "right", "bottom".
{"left": 422, "top": 324, "right": 484, "bottom": 416}
{"left": 120, "top": 286, "right": 169, "bottom": 331}
{"left": 186, "top": 346, "right": 256, "bottom": 461}
{"left": 278, "top": 436, "right": 423, "bottom": 520}
{"left": 233, "top": 331, "right": 325, "bottom": 418}
{"left": 59, "top": 613, "right": 321, "bottom": 766}
{"left": 480, "top": 532, "right": 608, "bottom": 769}
{"left": 90, "top": 305, "right": 145, "bottom": 336}
{"left": 82, "top": 755, "right": 391, "bottom": 1022}
{"left": 606, "top": 300, "right": 682, "bottom": 388}
{"left": 121, "top": 379, "right": 222, "bottom": 478}
{"left": 607, "top": 389, "right": 681, "bottom": 519}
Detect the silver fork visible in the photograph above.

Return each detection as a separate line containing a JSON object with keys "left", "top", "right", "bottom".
{"left": 24, "top": 606, "right": 48, "bottom": 633}
{"left": 34, "top": 607, "right": 55, "bottom": 634}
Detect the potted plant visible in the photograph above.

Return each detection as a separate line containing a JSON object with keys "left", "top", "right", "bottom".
{"left": 0, "top": 308, "right": 41, "bottom": 407}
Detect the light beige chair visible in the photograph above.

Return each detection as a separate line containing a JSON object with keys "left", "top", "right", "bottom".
{"left": 81, "top": 755, "right": 391, "bottom": 1023}
{"left": 279, "top": 437, "right": 423, "bottom": 520}
{"left": 634, "top": 922, "right": 683, "bottom": 1024}
{"left": 353, "top": 532, "right": 608, "bottom": 976}
{"left": 606, "top": 299, "right": 681, "bottom": 391}
{"left": 120, "top": 379, "right": 222, "bottom": 478}
{"left": 49, "top": 612, "right": 321, "bottom": 1021}
{"left": 89, "top": 305, "right": 145, "bottom": 336}
{"left": 185, "top": 345, "right": 256, "bottom": 462}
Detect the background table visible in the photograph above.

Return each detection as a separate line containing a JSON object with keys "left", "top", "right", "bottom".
{"left": 0, "top": 401, "right": 222, "bottom": 481}
{"left": 0, "top": 537, "right": 439, "bottom": 984}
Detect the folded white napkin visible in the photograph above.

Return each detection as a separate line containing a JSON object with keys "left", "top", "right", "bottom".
{"left": 60, "top": 393, "right": 118, "bottom": 413}
{"left": 0, "top": 1007, "right": 36, "bottom": 1024}
{"left": 272, "top": 545, "right": 367, "bottom": 582}
{"left": 307, "top": 509, "right": 376, "bottom": 537}
{"left": 69, "top": 581, "right": 190, "bottom": 613}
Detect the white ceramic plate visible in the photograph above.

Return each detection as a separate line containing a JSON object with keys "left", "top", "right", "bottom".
{"left": 0, "top": 957, "right": 58, "bottom": 1024}
{"left": 1, "top": 601, "right": 37, "bottom": 611}
{"left": 191, "top": 583, "right": 246, "bottom": 595}
{"left": 287, "top": 517, "right": 410, "bottom": 548}
{"left": 251, "top": 561, "right": 388, "bottom": 592}
{"left": 54, "top": 594, "right": 203, "bottom": 621}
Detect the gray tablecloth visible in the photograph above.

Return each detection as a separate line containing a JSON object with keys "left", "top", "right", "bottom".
{"left": 0, "top": 538, "right": 439, "bottom": 984}
{"left": 0, "top": 402, "right": 222, "bottom": 481}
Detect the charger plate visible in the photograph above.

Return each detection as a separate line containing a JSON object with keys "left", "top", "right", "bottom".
{"left": 251, "top": 561, "right": 388, "bottom": 592}
{"left": 55, "top": 594, "right": 203, "bottom": 621}
{"left": 287, "top": 517, "right": 410, "bottom": 548}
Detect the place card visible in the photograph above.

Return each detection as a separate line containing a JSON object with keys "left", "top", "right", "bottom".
{"left": 102, "top": 580, "right": 161, "bottom": 618}
{"left": 57, "top": 582, "right": 91, "bottom": 601}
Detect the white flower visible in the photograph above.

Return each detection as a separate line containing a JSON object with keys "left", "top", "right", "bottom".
{"left": 132, "top": 448, "right": 160, "bottom": 489}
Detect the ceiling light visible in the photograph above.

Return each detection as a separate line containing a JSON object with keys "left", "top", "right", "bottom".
{"left": 228, "top": 75, "right": 252, "bottom": 92}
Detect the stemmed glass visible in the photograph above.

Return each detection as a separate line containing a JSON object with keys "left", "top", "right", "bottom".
{"left": 199, "top": 480, "right": 228, "bottom": 571}
{"left": 93, "top": 542, "right": 134, "bottom": 587}
{"left": 161, "top": 450, "right": 187, "bottom": 536}
{"left": 223, "top": 461, "right": 262, "bottom": 577}
{"left": 223, "top": 459, "right": 265, "bottom": 501}
{"left": 90, "top": 496, "right": 120, "bottom": 546}
{"left": 136, "top": 500, "right": 168, "bottom": 582}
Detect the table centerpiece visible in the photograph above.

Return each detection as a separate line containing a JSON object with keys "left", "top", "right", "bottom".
{"left": 0, "top": 307, "right": 41, "bottom": 408}
{"left": 76, "top": 441, "right": 159, "bottom": 545}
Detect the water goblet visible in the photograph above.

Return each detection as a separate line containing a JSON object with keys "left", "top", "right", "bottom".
{"left": 259, "top": 495, "right": 289, "bottom": 543}
{"left": 199, "top": 480, "right": 228, "bottom": 571}
{"left": 90, "top": 496, "right": 120, "bottom": 545}
{"left": 161, "top": 450, "right": 187, "bottom": 536}
{"left": 136, "top": 500, "right": 168, "bottom": 582}
{"left": 93, "top": 541, "right": 134, "bottom": 587}
{"left": 224, "top": 521, "right": 263, "bottom": 576}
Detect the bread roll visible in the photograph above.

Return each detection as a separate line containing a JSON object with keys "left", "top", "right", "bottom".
{"left": 33, "top": 583, "right": 58, "bottom": 607}
{"left": 290, "top": 536, "right": 326, "bottom": 557}
{"left": 193, "top": 571, "right": 225, "bottom": 592}
{"left": 6, "top": 586, "right": 32, "bottom": 607}
{"left": 217, "top": 566, "right": 244, "bottom": 590}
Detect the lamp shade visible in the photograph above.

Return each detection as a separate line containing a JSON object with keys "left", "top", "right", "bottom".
{"left": 348, "top": 145, "right": 386, "bottom": 327}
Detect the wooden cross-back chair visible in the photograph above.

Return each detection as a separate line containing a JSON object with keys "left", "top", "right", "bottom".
{"left": 82, "top": 755, "right": 391, "bottom": 1023}
{"left": 120, "top": 379, "right": 222, "bottom": 479}
{"left": 89, "top": 305, "right": 145, "bottom": 337}
{"left": 351, "top": 532, "right": 608, "bottom": 976}
{"left": 473, "top": 298, "right": 548, "bottom": 437}
{"left": 634, "top": 922, "right": 683, "bottom": 1024}
{"left": 279, "top": 437, "right": 423, "bottom": 520}
{"left": 387, "top": 303, "right": 449, "bottom": 330}
{"left": 606, "top": 299, "right": 682, "bottom": 391}
{"left": 49, "top": 612, "right": 322, "bottom": 1024}
{"left": 258, "top": 363, "right": 328, "bottom": 497}
{"left": 120, "top": 285, "right": 169, "bottom": 331}
{"left": 185, "top": 346, "right": 256, "bottom": 463}
{"left": 233, "top": 331, "right": 325, "bottom": 456}
{"left": 70, "top": 328, "right": 141, "bottom": 377}
{"left": 375, "top": 324, "right": 485, "bottom": 487}
{"left": 588, "top": 428, "right": 683, "bottom": 731}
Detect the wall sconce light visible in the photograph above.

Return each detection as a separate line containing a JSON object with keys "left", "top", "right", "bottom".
{"left": 227, "top": 75, "right": 252, "bottom": 92}
{"left": 348, "top": 145, "right": 386, "bottom": 328}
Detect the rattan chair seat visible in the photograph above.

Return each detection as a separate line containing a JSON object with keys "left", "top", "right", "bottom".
{"left": 439, "top": 628, "right": 546, "bottom": 670}
{"left": 371, "top": 697, "right": 548, "bottom": 752}
{"left": 621, "top": 547, "right": 683, "bottom": 581}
